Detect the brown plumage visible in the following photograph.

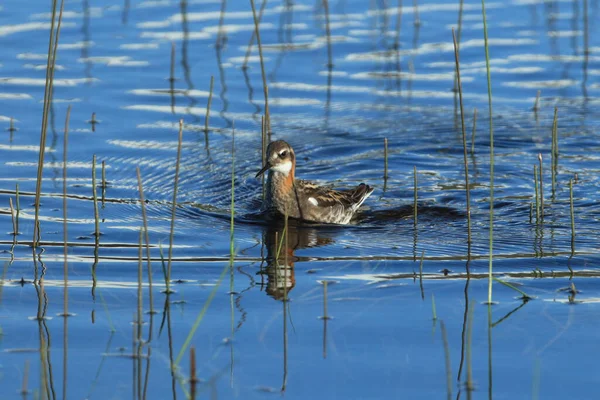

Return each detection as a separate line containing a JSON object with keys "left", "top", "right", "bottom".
{"left": 255, "top": 140, "right": 374, "bottom": 224}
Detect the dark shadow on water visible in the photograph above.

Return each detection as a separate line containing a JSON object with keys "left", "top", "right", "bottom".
{"left": 181, "top": 202, "right": 465, "bottom": 229}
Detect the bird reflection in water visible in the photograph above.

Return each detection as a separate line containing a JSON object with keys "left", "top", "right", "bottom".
{"left": 259, "top": 218, "right": 335, "bottom": 300}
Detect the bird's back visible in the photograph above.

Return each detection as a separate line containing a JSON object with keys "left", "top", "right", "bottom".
{"left": 295, "top": 180, "right": 374, "bottom": 224}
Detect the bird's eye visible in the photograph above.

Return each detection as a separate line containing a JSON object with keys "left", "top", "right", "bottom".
{"left": 279, "top": 150, "right": 288, "bottom": 158}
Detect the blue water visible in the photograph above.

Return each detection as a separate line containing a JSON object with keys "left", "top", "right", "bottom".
{"left": 1, "top": 0, "right": 600, "bottom": 398}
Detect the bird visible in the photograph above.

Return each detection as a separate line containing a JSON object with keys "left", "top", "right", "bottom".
{"left": 255, "top": 140, "right": 374, "bottom": 224}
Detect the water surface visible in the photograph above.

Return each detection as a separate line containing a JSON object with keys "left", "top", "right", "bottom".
{"left": 1, "top": 0, "right": 600, "bottom": 398}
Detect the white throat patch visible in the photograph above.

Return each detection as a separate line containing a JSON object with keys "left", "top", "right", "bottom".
{"left": 271, "top": 161, "right": 292, "bottom": 175}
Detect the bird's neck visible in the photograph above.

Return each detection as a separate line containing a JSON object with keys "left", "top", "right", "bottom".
{"left": 267, "top": 165, "right": 298, "bottom": 217}
{"left": 269, "top": 163, "right": 295, "bottom": 191}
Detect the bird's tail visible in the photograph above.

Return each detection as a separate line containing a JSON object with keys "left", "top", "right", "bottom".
{"left": 351, "top": 183, "right": 374, "bottom": 210}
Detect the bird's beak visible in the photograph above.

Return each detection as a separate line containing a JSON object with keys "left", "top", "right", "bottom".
{"left": 255, "top": 162, "right": 271, "bottom": 178}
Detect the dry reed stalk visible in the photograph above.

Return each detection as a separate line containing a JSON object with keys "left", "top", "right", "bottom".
{"left": 249, "top": 0, "right": 271, "bottom": 133}
{"left": 33, "top": 0, "right": 66, "bottom": 250}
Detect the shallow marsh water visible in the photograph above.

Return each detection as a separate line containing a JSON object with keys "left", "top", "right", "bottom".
{"left": 1, "top": 0, "right": 600, "bottom": 398}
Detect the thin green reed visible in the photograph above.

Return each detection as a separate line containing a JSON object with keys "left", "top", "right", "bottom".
{"left": 471, "top": 108, "right": 477, "bottom": 156}
{"left": 229, "top": 124, "right": 236, "bottom": 309}
{"left": 63, "top": 105, "right": 71, "bottom": 317}
{"left": 569, "top": 179, "right": 575, "bottom": 238}
{"left": 136, "top": 168, "right": 154, "bottom": 315}
{"left": 230, "top": 124, "right": 235, "bottom": 257}
{"left": 538, "top": 153, "right": 544, "bottom": 219}
{"left": 452, "top": 27, "right": 472, "bottom": 245}
{"left": 174, "top": 126, "right": 236, "bottom": 367}
{"left": 230, "top": 125, "right": 237, "bottom": 389}
{"left": 481, "top": 0, "right": 494, "bottom": 304}
{"left": 33, "top": 0, "right": 65, "bottom": 250}
{"left": 166, "top": 120, "right": 184, "bottom": 294}
{"left": 534, "top": 165, "right": 539, "bottom": 222}
{"left": 137, "top": 228, "right": 143, "bottom": 343}
{"left": 551, "top": 107, "right": 558, "bottom": 199}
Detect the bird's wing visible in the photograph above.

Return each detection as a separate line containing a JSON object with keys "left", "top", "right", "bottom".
{"left": 297, "top": 181, "right": 372, "bottom": 209}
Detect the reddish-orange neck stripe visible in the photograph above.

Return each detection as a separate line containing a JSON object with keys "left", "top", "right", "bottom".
{"left": 283, "top": 160, "right": 296, "bottom": 192}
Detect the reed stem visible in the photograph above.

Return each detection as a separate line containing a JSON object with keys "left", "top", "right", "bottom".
{"left": 323, "top": 280, "right": 328, "bottom": 319}
{"left": 413, "top": 0, "right": 421, "bottom": 26}
{"left": 261, "top": 115, "right": 266, "bottom": 199}
{"left": 33, "top": 0, "right": 65, "bottom": 250}
{"left": 15, "top": 183, "right": 19, "bottom": 235}
{"left": 170, "top": 41, "right": 175, "bottom": 82}
{"left": 190, "top": 346, "right": 198, "bottom": 399}
{"left": 533, "top": 90, "right": 541, "bottom": 111}
{"left": 21, "top": 359, "right": 30, "bottom": 395}
{"left": 465, "top": 301, "right": 474, "bottom": 394}
{"left": 230, "top": 123, "right": 235, "bottom": 258}
{"left": 538, "top": 153, "right": 544, "bottom": 219}
{"left": 413, "top": 166, "right": 418, "bottom": 226}
{"left": 534, "top": 165, "right": 539, "bottom": 222}
{"left": 9, "top": 198, "right": 16, "bottom": 237}
{"left": 137, "top": 228, "right": 143, "bottom": 342}
{"left": 481, "top": 0, "right": 494, "bottom": 305}
{"left": 63, "top": 105, "right": 71, "bottom": 317}
{"left": 551, "top": 107, "right": 558, "bottom": 199}
{"left": 101, "top": 160, "right": 106, "bottom": 206}
{"left": 431, "top": 293, "right": 437, "bottom": 320}
{"left": 452, "top": 27, "right": 472, "bottom": 245}
{"left": 569, "top": 179, "right": 575, "bottom": 238}
{"left": 90, "top": 112, "right": 97, "bottom": 132}
{"left": 242, "top": 0, "right": 268, "bottom": 69}
{"left": 204, "top": 76, "right": 214, "bottom": 134}
{"left": 384, "top": 138, "right": 388, "bottom": 181}
{"left": 471, "top": 108, "right": 477, "bottom": 156}
{"left": 166, "top": 120, "right": 184, "bottom": 294}
{"left": 173, "top": 126, "right": 235, "bottom": 367}
{"left": 92, "top": 155, "right": 100, "bottom": 238}
{"left": 440, "top": 321, "right": 452, "bottom": 400}
{"left": 249, "top": 0, "right": 271, "bottom": 133}
{"left": 322, "top": 0, "right": 334, "bottom": 69}
{"left": 418, "top": 251, "right": 425, "bottom": 300}
{"left": 136, "top": 168, "right": 154, "bottom": 315}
